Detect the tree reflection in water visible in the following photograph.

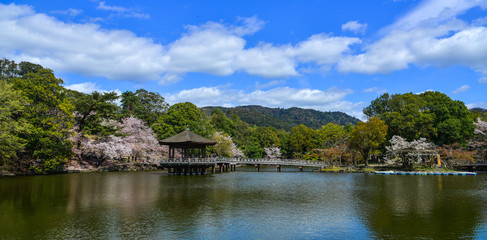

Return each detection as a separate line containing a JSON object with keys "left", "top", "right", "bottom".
{"left": 354, "top": 174, "right": 487, "bottom": 239}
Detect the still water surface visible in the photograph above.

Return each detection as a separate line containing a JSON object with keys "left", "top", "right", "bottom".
{"left": 1, "top": 168, "right": 487, "bottom": 239}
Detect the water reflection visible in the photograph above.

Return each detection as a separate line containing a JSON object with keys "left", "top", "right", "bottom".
{"left": 355, "top": 174, "right": 487, "bottom": 239}
{"left": 1, "top": 172, "right": 486, "bottom": 239}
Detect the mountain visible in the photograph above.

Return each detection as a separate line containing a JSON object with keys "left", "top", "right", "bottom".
{"left": 470, "top": 107, "right": 487, "bottom": 113}
{"left": 201, "top": 105, "right": 360, "bottom": 131}
{"left": 470, "top": 107, "right": 487, "bottom": 121}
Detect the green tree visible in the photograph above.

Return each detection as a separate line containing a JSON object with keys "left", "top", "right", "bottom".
{"left": 211, "top": 132, "right": 234, "bottom": 158}
{"left": 210, "top": 108, "right": 234, "bottom": 136}
{"left": 364, "top": 92, "right": 474, "bottom": 145}
{"left": 10, "top": 67, "right": 75, "bottom": 173}
{"left": 254, "top": 126, "right": 281, "bottom": 148}
{"left": 318, "top": 123, "right": 348, "bottom": 148}
{"left": 230, "top": 114, "right": 253, "bottom": 150}
{"left": 121, "top": 89, "right": 169, "bottom": 126}
{"left": 276, "top": 129, "right": 290, "bottom": 158}
{"left": 0, "top": 81, "right": 31, "bottom": 165}
{"left": 70, "top": 91, "right": 119, "bottom": 145}
{"left": 420, "top": 91, "right": 474, "bottom": 145}
{"left": 152, "top": 102, "right": 211, "bottom": 140}
{"left": 349, "top": 117, "right": 388, "bottom": 166}
{"left": 288, "top": 124, "right": 319, "bottom": 158}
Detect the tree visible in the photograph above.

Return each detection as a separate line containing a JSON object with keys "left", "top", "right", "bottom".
{"left": 152, "top": 102, "right": 212, "bottom": 140}
{"left": 386, "top": 135, "right": 435, "bottom": 169}
{"left": 211, "top": 132, "right": 235, "bottom": 158}
{"left": 121, "top": 89, "right": 169, "bottom": 126}
{"left": 288, "top": 124, "right": 319, "bottom": 158}
{"left": 318, "top": 123, "right": 348, "bottom": 148}
{"left": 70, "top": 91, "right": 119, "bottom": 148}
{"left": 80, "top": 117, "right": 163, "bottom": 163}
{"left": 349, "top": 117, "right": 388, "bottom": 166}
{"left": 0, "top": 81, "right": 31, "bottom": 165}
{"left": 363, "top": 92, "right": 474, "bottom": 145}
{"left": 264, "top": 147, "right": 281, "bottom": 159}
{"left": 230, "top": 114, "right": 253, "bottom": 150}
{"left": 364, "top": 93, "right": 436, "bottom": 141}
{"left": 254, "top": 126, "right": 281, "bottom": 148}
{"left": 9, "top": 67, "right": 75, "bottom": 173}
{"left": 210, "top": 108, "right": 234, "bottom": 136}
{"left": 421, "top": 91, "right": 474, "bottom": 145}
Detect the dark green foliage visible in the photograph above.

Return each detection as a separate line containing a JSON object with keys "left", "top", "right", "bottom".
{"left": 70, "top": 91, "right": 119, "bottom": 139}
{"left": 364, "top": 92, "right": 475, "bottom": 145}
{"left": 152, "top": 102, "right": 212, "bottom": 140}
{"left": 230, "top": 114, "right": 253, "bottom": 150}
{"left": 210, "top": 108, "right": 234, "bottom": 135}
{"left": 202, "top": 105, "right": 359, "bottom": 131}
{"left": 4, "top": 61, "right": 74, "bottom": 173}
{"left": 121, "top": 89, "right": 169, "bottom": 126}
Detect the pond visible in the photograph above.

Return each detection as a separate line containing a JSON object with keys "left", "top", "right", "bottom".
{"left": 1, "top": 168, "right": 486, "bottom": 239}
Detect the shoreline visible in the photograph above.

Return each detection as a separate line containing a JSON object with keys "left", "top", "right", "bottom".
{"left": 1, "top": 162, "right": 480, "bottom": 177}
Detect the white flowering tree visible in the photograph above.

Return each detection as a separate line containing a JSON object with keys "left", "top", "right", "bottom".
{"left": 76, "top": 117, "right": 164, "bottom": 164}
{"left": 119, "top": 117, "right": 164, "bottom": 163}
{"left": 386, "top": 135, "right": 435, "bottom": 169}
{"left": 212, "top": 132, "right": 234, "bottom": 158}
{"left": 470, "top": 118, "right": 487, "bottom": 162}
{"left": 263, "top": 147, "right": 281, "bottom": 159}
{"left": 232, "top": 144, "right": 245, "bottom": 158}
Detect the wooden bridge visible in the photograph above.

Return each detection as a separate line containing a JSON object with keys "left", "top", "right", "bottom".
{"left": 159, "top": 158, "right": 326, "bottom": 175}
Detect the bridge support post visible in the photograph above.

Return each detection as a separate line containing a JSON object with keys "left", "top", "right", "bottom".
{"left": 299, "top": 166, "right": 303, "bottom": 172}
{"left": 276, "top": 165, "right": 281, "bottom": 172}
{"left": 212, "top": 164, "right": 216, "bottom": 174}
{"left": 255, "top": 164, "right": 260, "bottom": 171}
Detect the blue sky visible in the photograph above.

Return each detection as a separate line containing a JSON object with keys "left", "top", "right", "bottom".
{"left": 1, "top": 0, "right": 486, "bottom": 118}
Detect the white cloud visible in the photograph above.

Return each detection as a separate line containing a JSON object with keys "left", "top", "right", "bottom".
{"left": 341, "top": 21, "right": 368, "bottom": 34}
{"left": 51, "top": 8, "right": 83, "bottom": 17}
{"left": 293, "top": 34, "right": 361, "bottom": 65}
{"left": 0, "top": 3, "right": 167, "bottom": 81}
{"left": 166, "top": 86, "right": 241, "bottom": 107}
{"left": 363, "top": 87, "right": 387, "bottom": 94}
{"left": 466, "top": 102, "right": 487, "bottom": 109}
{"left": 234, "top": 16, "right": 265, "bottom": 36}
{"left": 254, "top": 80, "right": 285, "bottom": 90}
{"left": 338, "top": 0, "right": 487, "bottom": 76}
{"left": 0, "top": 3, "right": 362, "bottom": 85}
{"left": 96, "top": 1, "right": 149, "bottom": 19}
{"left": 65, "top": 82, "right": 121, "bottom": 95}
{"left": 479, "top": 76, "right": 487, "bottom": 84}
{"left": 165, "top": 86, "right": 364, "bottom": 118}
{"left": 453, "top": 84, "right": 470, "bottom": 94}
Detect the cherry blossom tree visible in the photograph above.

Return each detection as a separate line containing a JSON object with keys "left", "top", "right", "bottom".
{"left": 232, "top": 144, "right": 245, "bottom": 158}
{"left": 75, "top": 117, "right": 165, "bottom": 164}
{"left": 212, "top": 132, "right": 234, "bottom": 158}
{"left": 386, "top": 135, "right": 435, "bottom": 169}
{"left": 263, "top": 147, "right": 281, "bottom": 159}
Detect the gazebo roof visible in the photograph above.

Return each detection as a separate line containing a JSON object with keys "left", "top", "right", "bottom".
{"left": 160, "top": 129, "right": 217, "bottom": 146}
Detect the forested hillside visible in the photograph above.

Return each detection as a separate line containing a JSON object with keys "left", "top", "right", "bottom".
{"left": 201, "top": 106, "right": 360, "bottom": 131}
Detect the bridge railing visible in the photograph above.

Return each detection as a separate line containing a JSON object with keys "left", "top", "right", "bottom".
{"left": 159, "top": 157, "right": 327, "bottom": 167}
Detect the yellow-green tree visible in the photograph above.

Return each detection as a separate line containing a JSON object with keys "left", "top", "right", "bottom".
{"left": 211, "top": 132, "right": 234, "bottom": 158}
{"left": 349, "top": 117, "right": 388, "bottom": 166}
{"left": 0, "top": 81, "right": 31, "bottom": 165}
{"left": 288, "top": 124, "right": 318, "bottom": 158}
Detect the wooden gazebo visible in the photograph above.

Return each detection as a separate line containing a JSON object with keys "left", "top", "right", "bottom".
{"left": 159, "top": 128, "right": 217, "bottom": 159}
